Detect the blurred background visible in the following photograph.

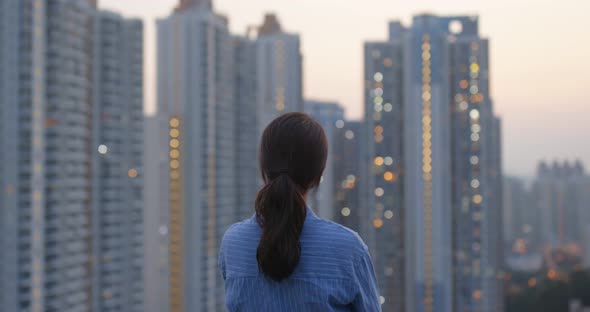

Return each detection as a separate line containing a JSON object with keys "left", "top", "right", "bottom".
{"left": 0, "top": 0, "right": 588, "bottom": 312}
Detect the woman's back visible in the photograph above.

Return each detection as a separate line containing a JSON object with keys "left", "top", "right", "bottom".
{"left": 220, "top": 113, "right": 380, "bottom": 311}
{"left": 219, "top": 207, "right": 381, "bottom": 312}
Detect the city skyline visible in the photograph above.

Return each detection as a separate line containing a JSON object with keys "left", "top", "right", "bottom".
{"left": 1, "top": 1, "right": 588, "bottom": 311}
{"left": 98, "top": 0, "right": 590, "bottom": 177}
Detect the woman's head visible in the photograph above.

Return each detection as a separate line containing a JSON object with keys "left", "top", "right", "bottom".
{"left": 255, "top": 112, "right": 328, "bottom": 282}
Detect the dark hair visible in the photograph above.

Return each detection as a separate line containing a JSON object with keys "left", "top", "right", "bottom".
{"left": 255, "top": 112, "right": 328, "bottom": 282}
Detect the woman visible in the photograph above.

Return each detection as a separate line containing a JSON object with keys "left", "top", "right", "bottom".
{"left": 219, "top": 112, "right": 381, "bottom": 311}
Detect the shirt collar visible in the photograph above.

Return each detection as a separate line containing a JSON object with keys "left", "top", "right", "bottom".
{"left": 306, "top": 206, "right": 319, "bottom": 221}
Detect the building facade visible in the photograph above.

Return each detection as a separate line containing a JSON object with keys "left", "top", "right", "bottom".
{"left": 233, "top": 35, "right": 259, "bottom": 221}
{"left": 447, "top": 20, "right": 503, "bottom": 312}
{"left": 91, "top": 10, "right": 144, "bottom": 312}
{"left": 0, "top": 1, "right": 143, "bottom": 312}
{"left": 156, "top": 3, "right": 235, "bottom": 311}
{"left": 304, "top": 100, "right": 345, "bottom": 220}
{"left": 255, "top": 14, "right": 304, "bottom": 137}
{"left": 151, "top": 5, "right": 305, "bottom": 311}
{"left": 502, "top": 177, "right": 532, "bottom": 243}
{"left": 532, "top": 161, "right": 590, "bottom": 255}
{"left": 363, "top": 37, "right": 406, "bottom": 311}
{"left": 364, "top": 15, "right": 503, "bottom": 312}
{"left": 331, "top": 121, "right": 366, "bottom": 234}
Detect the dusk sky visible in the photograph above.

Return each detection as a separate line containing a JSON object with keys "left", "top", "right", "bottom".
{"left": 100, "top": 0, "right": 590, "bottom": 177}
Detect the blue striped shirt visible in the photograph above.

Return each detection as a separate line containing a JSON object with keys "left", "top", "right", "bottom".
{"left": 219, "top": 207, "right": 381, "bottom": 312}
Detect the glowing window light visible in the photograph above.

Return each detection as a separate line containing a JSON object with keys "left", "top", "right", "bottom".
{"left": 373, "top": 218, "right": 383, "bottom": 228}
{"left": 384, "top": 171, "right": 395, "bottom": 182}
{"left": 460, "top": 80, "right": 468, "bottom": 89}
{"left": 472, "top": 290, "right": 482, "bottom": 300}
{"left": 473, "top": 195, "right": 483, "bottom": 204}
{"left": 374, "top": 188, "right": 384, "bottom": 197}
{"left": 469, "top": 109, "right": 480, "bottom": 120}
{"left": 374, "top": 157, "right": 384, "bottom": 166}
{"left": 128, "top": 169, "right": 138, "bottom": 178}
{"left": 528, "top": 278, "right": 537, "bottom": 287}
{"left": 384, "top": 210, "right": 394, "bottom": 219}
{"left": 345, "top": 130, "right": 354, "bottom": 140}
{"left": 384, "top": 157, "right": 393, "bottom": 166}
{"left": 384, "top": 103, "right": 393, "bottom": 112}
{"left": 449, "top": 20, "right": 463, "bottom": 34}
{"left": 335, "top": 120, "right": 345, "bottom": 128}
{"left": 458, "top": 101, "right": 468, "bottom": 111}
{"left": 374, "top": 72, "right": 383, "bottom": 82}
{"left": 98, "top": 144, "right": 108, "bottom": 154}
{"left": 341, "top": 207, "right": 351, "bottom": 217}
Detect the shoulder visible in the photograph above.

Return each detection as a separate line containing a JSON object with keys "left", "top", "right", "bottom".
{"left": 221, "top": 217, "right": 261, "bottom": 249}
{"left": 306, "top": 217, "right": 368, "bottom": 257}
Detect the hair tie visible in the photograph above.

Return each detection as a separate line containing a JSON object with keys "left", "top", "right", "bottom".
{"left": 269, "top": 169, "right": 290, "bottom": 179}
{"left": 277, "top": 169, "right": 290, "bottom": 176}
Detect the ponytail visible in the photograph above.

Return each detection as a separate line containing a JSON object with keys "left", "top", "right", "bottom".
{"left": 255, "top": 172, "right": 307, "bottom": 282}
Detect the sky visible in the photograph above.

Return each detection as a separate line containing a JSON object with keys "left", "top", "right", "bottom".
{"left": 100, "top": 0, "right": 590, "bottom": 177}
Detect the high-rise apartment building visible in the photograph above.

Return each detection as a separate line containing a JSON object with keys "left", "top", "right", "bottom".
{"left": 447, "top": 21, "right": 503, "bottom": 312}
{"left": 155, "top": 3, "right": 235, "bottom": 312}
{"left": 364, "top": 15, "right": 503, "bottom": 312}
{"left": 331, "top": 120, "right": 367, "bottom": 236}
{"left": 305, "top": 100, "right": 345, "bottom": 220}
{"left": 502, "top": 177, "right": 532, "bottom": 243}
{"left": 0, "top": 1, "right": 143, "bottom": 311}
{"left": 233, "top": 35, "right": 259, "bottom": 221}
{"left": 143, "top": 116, "right": 166, "bottom": 312}
{"left": 91, "top": 10, "right": 144, "bottom": 312}
{"left": 255, "top": 14, "right": 304, "bottom": 137}
{"left": 363, "top": 36, "right": 406, "bottom": 311}
{"left": 532, "top": 161, "right": 590, "bottom": 251}
{"left": 231, "top": 14, "right": 304, "bottom": 221}
{"left": 151, "top": 6, "right": 305, "bottom": 311}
